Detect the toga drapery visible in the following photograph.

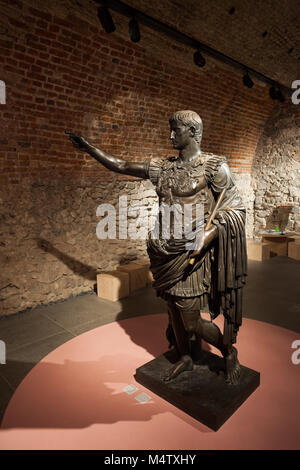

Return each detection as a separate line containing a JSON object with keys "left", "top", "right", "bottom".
{"left": 144, "top": 153, "right": 247, "bottom": 347}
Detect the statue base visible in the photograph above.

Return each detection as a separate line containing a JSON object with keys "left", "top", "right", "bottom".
{"left": 135, "top": 349, "right": 260, "bottom": 431}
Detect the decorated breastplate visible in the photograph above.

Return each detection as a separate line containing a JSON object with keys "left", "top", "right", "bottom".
{"left": 156, "top": 156, "right": 210, "bottom": 206}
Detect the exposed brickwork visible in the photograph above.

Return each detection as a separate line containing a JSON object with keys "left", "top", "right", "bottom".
{"left": 125, "top": 0, "right": 300, "bottom": 87}
{"left": 0, "top": 0, "right": 279, "bottom": 185}
{"left": 0, "top": 0, "right": 294, "bottom": 315}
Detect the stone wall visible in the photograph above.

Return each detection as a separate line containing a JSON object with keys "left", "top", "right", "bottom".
{"left": 252, "top": 104, "right": 300, "bottom": 236}
{"left": 0, "top": 159, "right": 253, "bottom": 316}
{"left": 0, "top": 176, "right": 154, "bottom": 315}
{"left": 0, "top": 0, "right": 280, "bottom": 315}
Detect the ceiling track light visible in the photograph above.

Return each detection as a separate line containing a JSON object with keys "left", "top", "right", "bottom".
{"left": 276, "top": 88, "right": 285, "bottom": 102}
{"left": 269, "top": 86, "right": 277, "bottom": 100}
{"left": 97, "top": 6, "right": 116, "bottom": 33}
{"left": 193, "top": 49, "right": 206, "bottom": 68}
{"left": 94, "top": 0, "right": 291, "bottom": 98}
{"left": 269, "top": 86, "right": 285, "bottom": 102}
{"left": 243, "top": 71, "right": 254, "bottom": 88}
{"left": 129, "top": 17, "right": 141, "bottom": 42}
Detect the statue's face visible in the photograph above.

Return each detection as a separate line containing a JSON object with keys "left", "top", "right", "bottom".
{"left": 170, "top": 120, "right": 193, "bottom": 150}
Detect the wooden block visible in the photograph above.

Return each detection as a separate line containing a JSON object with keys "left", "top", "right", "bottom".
{"left": 97, "top": 271, "right": 130, "bottom": 301}
{"left": 262, "top": 236, "right": 288, "bottom": 257}
{"left": 117, "top": 262, "right": 149, "bottom": 291}
{"left": 133, "top": 258, "right": 150, "bottom": 267}
{"left": 287, "top": 235, "right": 300, "bottom": 244}
{"left": 132, "top": 258, "right": 154, "bottom": 285}
{"left": 288, "top": 242, "right": 300, "bottom": 260}
{"left": 246, "top": 240, "right": 270, "bottom": 261}
{"left": 267, "top": 241, "right": 287, "bottom": 257}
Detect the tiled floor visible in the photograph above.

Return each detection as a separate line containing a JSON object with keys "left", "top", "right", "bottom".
{"left": 0, "top": 256, "right": 299, "bottom": 425}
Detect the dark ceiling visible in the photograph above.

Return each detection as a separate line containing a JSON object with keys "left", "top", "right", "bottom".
{"left": 122, "top": 0, "right": 300, "bottom": 88}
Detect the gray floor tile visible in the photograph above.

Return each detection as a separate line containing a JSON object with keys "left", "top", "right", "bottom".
{"left": 0, "top": 407, "right": 6, "bottom": 426}
{"left": 117, "top": 287, "right": 166, "bottom": 318}
{"left": 244, "top": 258, "right": 300, "bottom": 332}
{"left": 0, "top": 375, "right": 14, "bottom": 426}
{"left": 40, "top": 293, "right": 121, "bottom": 329}
{"left": 0, "top": 310, "right": 65, "bottom": 354}
{"left": 70, "top": 316, "right": 116, "bottom": 336}
{"left": 0, "top": 254, "right": 298, "bottom": 426}
{"left": 0, "top": 374, "right": 14, "bottom": 406}
{"left": 0, "top": 331, "right": 74, "bottom": 390}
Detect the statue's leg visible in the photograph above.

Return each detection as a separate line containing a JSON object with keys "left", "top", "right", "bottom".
{"left": 196, "top": 316, "right": 226, "bottom": 355}
{"left": 162, "top": 298, "right": 194, "bottom": 382}
{"left": 196, "top": 317, "right": 241, "bottom": 384}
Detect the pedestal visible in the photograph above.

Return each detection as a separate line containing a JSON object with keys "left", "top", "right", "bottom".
{"left": 135, "top": 349, "right": 260, "bottom": 431}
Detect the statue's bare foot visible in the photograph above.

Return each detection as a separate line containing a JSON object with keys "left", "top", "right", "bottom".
{"left": 162, "top": 355, "right": 193, "bottom": 382}
{"left": 225, "top": 347, "right": 240, "bottom": 385}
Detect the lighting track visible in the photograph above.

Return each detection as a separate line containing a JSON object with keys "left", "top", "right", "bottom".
{"left": 94, "top": 0, "right": 291, "bottom": 96}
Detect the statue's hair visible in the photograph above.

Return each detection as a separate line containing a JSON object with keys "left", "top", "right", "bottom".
{"left": 169, "top": 110, "right": 203, "bottom": 144}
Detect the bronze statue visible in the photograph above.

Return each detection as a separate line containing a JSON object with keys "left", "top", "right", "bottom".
{"left": 66, "top": 110, "right": 247, "bottom": 385}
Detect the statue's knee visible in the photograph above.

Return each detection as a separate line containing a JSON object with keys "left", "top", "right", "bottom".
{"left": 173, "top": 297, "right": 200, "bottom": 333}
{"left": 180, "top": 311, "right": 200, "bottom": 334}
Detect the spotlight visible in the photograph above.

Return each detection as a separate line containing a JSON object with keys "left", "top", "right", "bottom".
{"left": 193, "top": 49, "right": 206, "bottom": 67}
{"left": 129, "top": 17, "right": 141, "bottom": 43}
{"left": 97, "top": 6, "right": 116, "bottom": 34}
{"left": 269, "top": 86, "right": 285, "bottom": 102}
{"left": 276, "top": 89, "right": 285, "bottom": 102}
{"left": 269, "top": 86, "right": 277, "bottom": 100}
{"left": 243, "top": 72, "right": 254, "bottom": 88}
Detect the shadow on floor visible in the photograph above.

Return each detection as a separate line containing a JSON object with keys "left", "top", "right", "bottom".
{"left": 1, "top": 241, "right": 299, "bottom": 431}
{"left": 0, "top": 355, "right": 212, "bottom": 433}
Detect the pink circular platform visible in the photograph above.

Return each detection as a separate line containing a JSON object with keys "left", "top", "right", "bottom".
{"left": 0, "top": 313, "right": 299, "bottom": 450}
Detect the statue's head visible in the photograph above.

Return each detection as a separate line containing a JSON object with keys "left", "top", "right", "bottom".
{"left": 169, "top": 110, "right": 203, "bottom": 149}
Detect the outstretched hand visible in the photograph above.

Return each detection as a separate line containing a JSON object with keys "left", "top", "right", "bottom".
{"left": 65, "top": 131, "right": 89, "bottom": 151}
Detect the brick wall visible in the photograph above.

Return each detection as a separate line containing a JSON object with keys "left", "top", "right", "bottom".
{"left": 0, "top": 0, "right": 287, "bottom": 315}
{"left": 0, "top": 0, "right": 278, "bottom": 184}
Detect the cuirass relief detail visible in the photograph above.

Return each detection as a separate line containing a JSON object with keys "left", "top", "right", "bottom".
{"left": 155, "top": 157, "right": 213, "bottom": 213}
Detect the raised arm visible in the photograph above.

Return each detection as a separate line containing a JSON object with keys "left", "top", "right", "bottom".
{"left": 65, "top": 132, "right": 148, "bottom": 179}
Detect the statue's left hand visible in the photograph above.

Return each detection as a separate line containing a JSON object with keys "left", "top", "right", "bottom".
{"left": 189, "top": 235, "right": 205, "bottom": 258}
{"left": 189, "top": 225, "right": 217, "bottom": 258}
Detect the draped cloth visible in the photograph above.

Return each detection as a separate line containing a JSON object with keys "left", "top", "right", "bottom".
{"left": 208, "top": 208, "right": 247, "bottom": 346}
{"left": 146, "top": 154, "right": 248, "bottom": 347}
{"left": 147, "top": 208, "right": 247, "bottom": 346}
